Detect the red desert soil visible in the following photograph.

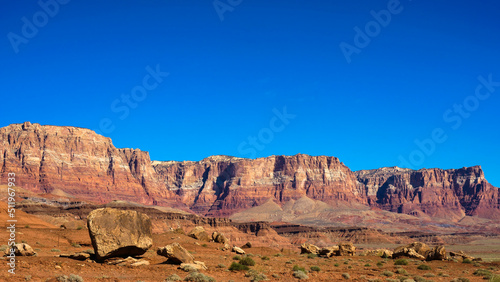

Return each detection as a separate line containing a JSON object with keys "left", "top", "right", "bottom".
{"left": 1, "top": 224, "right": 500, "bottom": 281}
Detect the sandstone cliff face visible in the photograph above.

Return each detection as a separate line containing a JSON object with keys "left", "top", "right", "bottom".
{"left": 355, "top": 166, "right": 500, "bottom": 220}
{"left": 0, "top": 122, "right": 178, "bottom": 206}
{"left": 1, "top": 122, "right": 499, "bottom": 221}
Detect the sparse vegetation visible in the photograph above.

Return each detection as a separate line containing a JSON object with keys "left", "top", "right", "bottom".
{"left": 232, "top": 255, "right": 241, "bottom": 260}
{"left": 261, "top": 256, "right": 270, "bottom": 261}
{"left": 274, "top": 253, "right": 283, "bottom": 257}
{"left": 293, "top": 270, "right": 309, "bottom": 280}
{"left": 307, "top": 253, "right": 317, "bottom": 259}
{"left": 310, "top": 266, "right": 320, "bottom": 272}
{"left": 71, "top": 243, "right": 81, "bottom": 248}
{"left": 229, "top": 262, "right": 249, "bottom": 271}
{"left": 417, "top": 264, "right": 431, "bottom": 270}
{"left": 201, "top": 243, "right": 208, "bottom": 247}
{"left": 51, "top": 249, "right": 61, "bottom": 252}
{"left": 216, "top": 263, "right": 225, "bottom": 268}
{"left": 239, "top": 256, "right": 255, "bottom": 266}
{"left": 183, "top": 272, "right": 215, "bottom": 282}
{"left": 245, "top": 270, "right": 267, "bottom": 282}
{"left": 165, "top": 274, "right": 182, "bottom": 281}
{"left": 293, "top": 265, "right": 306, "bottom": 272}
{"left": 56, "top": 274, "right": 84, "bottom": 282}
{"left": 76, "top": 226, "right": 83, "bottom": 230}
{"left": 462, "top": 258, "right": 472, "bottom": 264}
{"left": 395, "top": 268, "right": 408, "bottom": 275}
{"left": 394, "top": 259, "right": 408, "bottom": 265}
{"left": 376, "top": 261, "right": 383, "bottom": 267}
{"left": 381, "top": 270, "right": 393, "bottom": 277}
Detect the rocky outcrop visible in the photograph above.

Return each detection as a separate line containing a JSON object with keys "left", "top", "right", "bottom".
{"left": 2, "top": 122, "right": 499, "bottom": 222}
{"left": 426, "top": 246, "right": 446, "bottom": 261}
{"left": 157, "top": 243, "right": 194, "bottom": 264}
{"left": 87, "top": 208, "right": 153, "bottom": 260}
{"left": 300, "top": 243, "right": 320, "bottom": 254}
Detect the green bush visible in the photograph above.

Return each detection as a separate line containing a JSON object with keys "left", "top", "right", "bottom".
{"left": 261, "top": 256, "right": 270, "bottom": 261}
{"left": 417, "top": 264, "right": 431, "bottom": 270}
{"left": 216, "top": 263, "right": 226, "bottom": 268}
{"left": 395, "top": 268, "right": 408, "bottom": 275}
{"left": 232, "top": 255, "right": 241, "bottom": 260}
{"left": 229, "top": 262, "right": 249, "bottom": 271}
{"left": 307, "top": 253, "right": 317, "bottom": 259}
{"left": 239, "top": 256, "right": 255, "bottom": 266}
{"left": 165, "top": 274, "right": 182, "bottom": 281}
{"left": 462, "top": 258, "right": 472, "bottom": 264}
{"left": 201, "top": 244, "right": 208, "bottom": 248}
{"left": 394, "top": 259, "right": 408, "bottom": 265}
{"left": 274, "top": 253, "right": 283, "bottom": 257}
{"left": 245, "top": 270, "right": 267, "bottom": 282}
{"left": 183, "top": 272, "right": 215, "bottom": 282}
{"left": 293, "top": 265, "right": 306, "bottom": 272}
{"left": 381, "top": 270, "right": 393, "bottom": 277}
{"left": 376, "top": 261, "right": 383, "bottom": 267}
{"left": 293, "top": 271, "right": 309, "bottom": 280}
{"left": 310, "top": 266, "right": 320, "bottom": 272}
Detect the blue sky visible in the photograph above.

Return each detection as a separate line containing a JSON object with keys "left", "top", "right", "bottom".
{"left": 1, "top": 0, "right": 499, "bottom": 186}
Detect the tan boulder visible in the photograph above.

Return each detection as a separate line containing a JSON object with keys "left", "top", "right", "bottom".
{"left": 87, "top": 208, "right": 153, "bottom": 260}
{"left": 157, "top": 243, "right": 194, "bottom": 264}
{"left": 300, "top": 243, "right": 320, "bottom": 254}
{"left": 426, "top": 246, "right": 446, "bottom": 261}
{"left": 393, "top": 247, "right": 425, "bottom": 260}
{"left": 221, "top": 244, "right": 230, "bottom": 251}
{"left": 180, "top": 261, "right": 208, "bottom": 271}
{"left": 318, "top": 246, "right": 339, "bottom": 257}
{"left": 232, "top": 246, "right": 246, "bottom": 255}
{"left": 337, "top": 242, "right": 356, "bottom": 256}
{"left": 212, "top": 231, "right": 229, "bottom": 244}
{"left": 188, "top": 226, "right": 209, "bottom": 241}
{"left": 4, "top": 243, "right": 36, "bottom": 256}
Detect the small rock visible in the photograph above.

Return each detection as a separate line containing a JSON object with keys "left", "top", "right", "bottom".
{"left": 232, "top": 246, "right": 245, "bottom": 255}
{"left": 157, "top": 243, "right": 194, "bottom": 264}
{"left": 180, "top": 261, "right": 207, "bottom": 271}
{"left": 241, "top": 242, "right": 252, "bottom": 249}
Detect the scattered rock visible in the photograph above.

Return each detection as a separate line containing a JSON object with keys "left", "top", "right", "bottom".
{"left": 241, "top": 242, "right": 252, "bottom": 249}
{"left": 449, "top": 250, "right": 479, "bottom": 262}
{"left": 4, "top": 243, "right": 36, "bottom": 256}
{"left": 188, "top": 226, "right": 210, "bottom": 241}
{"left": 337, "top": 242, "right": 356, "bottom": 256}
{"left": 221, "top": 243, "right": 230, "bottom": 251}
{"left": 179, "top": 261, "right": 207, "bottom": 272}
{"left": 318, "top": 246, "right": 339, "bottom": 258}
{"left": 106, "top": 256, "right": 149, "bottom": 267}
{"left": 426, "top": 245, "right": 446, "bottom": 261}
{"left": 393, "top": 247, "right": 426, "bottom": 260}
{"left": 59, "top": 252, "right": 91, "bottom": 261}
{"left": 405, "top": 242, "right": 430, "bottom": 256}
{"left": 212, "top": 232, "right": 229, "bottom": 244}
{"left": 87, "top": 208, "right": 153, "bottom": 260}
{"left": 300, "top": 243, "right": 320, "bottom": 255}
{"left": 362, "top": 249, "right": 393, "bottom": 258}
{"left": 232, "top": 246, "right": 246, "bottom": 255}
{"left": 157, "top": 243, "right": 194, "bottom": 264}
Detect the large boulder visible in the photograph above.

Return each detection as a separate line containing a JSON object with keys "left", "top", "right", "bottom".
{"left": 393, "top": 247, "right": 426, "bottom": 260}
{"left": 157, "top": 243, "right": 194, "bottom": 264}
{"left": 426, "top": 246, "right": 446, "bottom": 261}
{"left": 4, "top": 243, "right": 36, "bottom": 256}
{"left": 188, "top": 226, "right": 209, "bottom": 241}
{"left": 87, "top": 208, "right": 153, "bottom": 260}
{"left": 212, "top": 232, "right": 229, "bottom": 244}
{"left": 337, "top": 242, "right": 356, "bottom": 256}
{"left": 318, "top": 246, "right": 339, "bottom": 258}
{"left": 406, "top": 242, "right": 430, "bottom": 256}
{"left": 300, "top": 243, "right": 320, "bottom": 255}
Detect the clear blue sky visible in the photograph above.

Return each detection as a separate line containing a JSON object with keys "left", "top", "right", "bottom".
{"left": 1, "top": 0, "right": 499, "bottom": 186}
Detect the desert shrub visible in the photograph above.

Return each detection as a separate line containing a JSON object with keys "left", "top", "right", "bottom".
{"left": 25, "top": 225, "right": 30, "bottom": 228}
{"left": 0, "top": 245, "right": 8, "bottom": 252}
{"left": 334, "top": 263, "right": 340, "bottom": 267}
{"left": 216, "top": 263, "right": 226, "bottom": 268}
{"left": 364, "top": 263, "right": 371, "bottom": 267}
{"left": 293, "top": 270, "right": 309, "bottom": 280}
{"left": 423, "top": 273, "right": 435, "bottom": 277}
{"left": 56, "top": 274, "right": 84, "bottom": 282}
{"left": 76, "top": 226, "right": 83, "bottom": 230}
{"left": 239, "top": 256, "right": 255, "bottom": 266}
{"left": 293, "top": 265, "right": 306, "bottom": 272}
{"left": 385, "top": 279, "right": 398, "bottom": 282}
{"left": 307, "top": 253, "right": 317, "bottom": 259}
{"left": 71, "top": 243, "right": 81, "bottom": 248}
{"left": 376, "top": 261, "right": 383, "bottom": 267}
{"left": 246, "top": 253, "right": 254, "bottom": 257}
{"left": 271, "top": 274, "right": 280, "bottom": 278}
{"left": 474, "top": 269, "right": 492, "bottom": 277}
{"left": 381, "top": 270, "right": 393, "bottom": 277}
{"left": 274, "top": 253, "right": 283, "bottom": 257}
{"left": 417, "top": 264, "right": 431, "bottom": 270}
{"left": 261, "top": 256, "right": 269, "bottom": 261}
{"left": 342, "top": 273, "right": 350, "bottom": 279}
{"left": 395, "top": 268, "right": 408, "bottom": 275}
{"left": 245, "top": 270, "right": 267, "bottom": 282}
{"left": 165, "top": 274, "right": 182, "bottom": 281}
{"left": 285, "top": 260, "right": 293, "bottom": 264}
{"left": 310, "top": 266, "right": 320, "bottom": 272}
{"left": 228, "top": 262, "right": 249, "bottom": 271}
{"left": 201, "top": 244, "right": 208, "bottom": 248}
{"left": 450, "top": 278, "right": 470, "bottom": 282}
{"left": 413, "top": 276, "right": 431, "bottom": 282}
{"left": 344, "top": 261, "right": 349, "bottom": 264}
{"left": 51, "top": 249, "right": 61, "bottom": 252}
{"left": 232, "top": 255, "right": 241, "bottom": 260}
{"left": 489, "top": 275, "right": 500, "bottom": 282}
{"left": 183, "top": 272, "right": 215, "bottom": 282}
{"left": 180, "top": 264, "right": 198, "bottom": 272}
{"left": 394, "top": 259, "right": 408, "bottom": 265}
{"left": 462, "top": 258, "right": 472, "bottom": 264}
